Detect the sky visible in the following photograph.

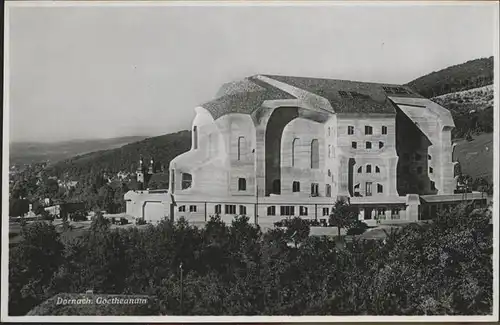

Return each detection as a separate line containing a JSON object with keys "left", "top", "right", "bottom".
{"left": 7, "top": 2, "right": 497, "bottom": 143}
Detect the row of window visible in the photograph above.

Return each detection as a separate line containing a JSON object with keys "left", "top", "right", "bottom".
{"left": 358, "top": 165, "right": 380, "bottom": 173}
{"left": 351, "top": 141, "right": 384, "bottom": 149}
{"left": 354, "top": 182, "right": 383, "bottom": 196}
{"left": 348, "top": 125, "right": 387, "bottom": 135}
{"left": 291, "top": 138, "right": 319, "bottom": 169}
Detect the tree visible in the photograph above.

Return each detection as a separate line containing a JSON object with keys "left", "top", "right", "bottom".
{"left": 285, "top": 217, "right": 310, "bottom": 248}
{"left": 329, "top": 199, "right": 358, "bottom": 237}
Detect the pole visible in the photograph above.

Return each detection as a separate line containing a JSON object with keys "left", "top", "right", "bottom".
{"left": 255, "top": 184, "right": 259, "bottom": 225}
{"left": 179, "top": 262, "right": 183, "bottom": 314}
{"left": 315, "top": 204, "right": 318, "bottom": 221}
{"left": 204, "top": 201, "right": 207, "bottom": 222}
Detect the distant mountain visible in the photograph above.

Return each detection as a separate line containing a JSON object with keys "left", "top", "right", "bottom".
{"left": 10, "top": 136, "right": 150, "bottom": 166}
{"left": 47, "top": 130, "right": 191, "bottom": 180}
{"left": 405, "top": 56, "right": 493, "bottom": 98}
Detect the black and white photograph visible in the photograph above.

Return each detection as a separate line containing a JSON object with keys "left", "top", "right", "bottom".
{"left": 2, "top": 1, "right": 499, "bottom": 321}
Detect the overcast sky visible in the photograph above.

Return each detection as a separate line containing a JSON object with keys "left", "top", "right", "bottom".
{"left": 7, "top": 2, "right": 497, "bottom": 143}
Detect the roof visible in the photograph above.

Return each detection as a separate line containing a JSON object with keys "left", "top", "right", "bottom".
{"left": 202, "top": 74, "right": 424, "bottom": 120}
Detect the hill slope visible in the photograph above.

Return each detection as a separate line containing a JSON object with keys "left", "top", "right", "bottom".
{"left": 453, "top": 133, "right": 493, "bottom": 183}
{"left": 406, "top": 56, "right": 493, "bottom": 98}
{"left": 47, "top": 131, "right": 191, "bottom": 180}
{"left": 10, "top": 136, "right": 149, "bottom": 166}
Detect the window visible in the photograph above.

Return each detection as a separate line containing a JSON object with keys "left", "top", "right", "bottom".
{"left": 237, "top": 136, "right": 245, "bottom": 160}
{"left": 403, "top": 166, "right": 410, "bottom": 173}
{"left": 292, "top": 181, "right": 300, "bottom": 192}
{"left": 215, "top": 204, "right": 221, "bottom": 214}
{"left": 428, "top": 155, "right": 432, "bottom": 160}
{"left": 366, "top": 165, "right": 372, "bottom": 173}
{"left": 417, "top": 167, "right": 423, "bottom": 174}
{"left": 311, "top": 139, "right": 319, "bottom": 169}
{"left": 366, "top": 141, "right": 372, "bottom": 149}
{"left": 377, "top": 184, "right": 383, "bottom": 193}
{"left": 299, "top": 206, "right": 308, "bottom": 216}
{"left": 178, "top": 205, "right": 186, "bottom": 212}
{"left": 193, "top": 126, "right": 198, "bottom": 150}
{"left": 328, "top": 127, "right": 331, "bottom": 136}
{"left": 382, "top": 126, "right": 387, "bottom": 135}
{"left": 238, "top": 178, "right": 247, "bottom": 191}
{"left": 267, "top": 206, "right": 276, "bottom": 216}
{"left": 358, "top": 166, "right": 362, "bottom": 173}
{"left": 429, "top": 167, "right": 433, "bottom": 174}
{"left": 431, "top": 181, "right": 436, "bottom": 191}
{"left": 375, "top": 166, "right": 380, "bottom": 173}
{"left": 311, "top": 183, "right": 319, "bottom": 196}
{"left": 181, "top": 173, "right": 192, "bottom": 190}
{"left": 280, "top": 206, "right": 295, "bottom": 216}
{"left": 415, "top": 153, "right": 422, "bottom": 161}
{"left": 379, "top": 141, "right": 384, "bottom": 149}
{"left": 328, "top": 145, "right": 331, "bottom": 158}
{"left": 189, "top": 205, "right": 197, "bottom": 212}
{"left": 326, "top": 184, "right": 331, "bottom": 197}
{"left": 322, "top": 207, "right": 330, "bottom": 216}
{"left": 328, "top": 169, "right": 331, "bottom": 176}
{"left": 292, "top": 138, "right": 299, "bottom": 167}
{"left": 348, "top": 126, "right": 354, "bottom": 135}
{"left": 239, "top": 205, "right": 247, "bottom": 215}
{"left": 365, "top": 126, "right": 373, "bottom": 135}
{"left": 352, "top": 142, "right": 357, "bottom": 149}
{"left": 225, "top": 204, "right": 236, "bottom": 214}
{"left": 391, "top": 208, "right": 401, "bottom": 219}
{"left": 366, "top": 182, "right": 372, "bottom": 197}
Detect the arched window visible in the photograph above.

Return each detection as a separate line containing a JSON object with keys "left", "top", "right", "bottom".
{"left": 237, "top": 136, "right": 245, "bottom": 161}
{"left": 326, "top": 184, "right": 331, "bottom": 197}
{"left": 375, "top": 166, "right": 380, "bottom": 173}
{"left": 311, "top": 139, "right": 319, "bottom": 169}
{"left": 193, "top": 126, "right": 198, "bottom": 150}
{"left": 292, "top": 181, "right": 300, "bottom": 192}
{"left": 358, "top": 166, "right": 362, "bottom": 173}
{"left": 366, "top": 165, "right": 372, "bottom": 173}
{"left": 377, "top": 184, "right": 383, "bottom": 193}
{"left": 238, "top": 178, "right": 247, "bottom": 191}
{"left": 292, "top": 138, "right": 299, "bottom": 167}
{"left": 379, "top": 141, "right": 384, "bottom": 149}
{"left": 181, "top": 173, "right": 192, "bottom": 189}
{"left": 382, "top": 126, "right": 387, "bottom": 134}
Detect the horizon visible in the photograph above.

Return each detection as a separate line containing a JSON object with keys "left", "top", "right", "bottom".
{"left": 7, "top": 3, "right": 497, "bottom": 143}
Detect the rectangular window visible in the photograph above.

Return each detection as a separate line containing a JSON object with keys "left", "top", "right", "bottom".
{"left": 352, "top": 142, "right": 357, "bottom": 149}
{"left": 379, "top": 141, "right": 384, "bottom": 149}
{"left": 311, "top": 183, "right": 319, "bottom": 196}
{"left": 382, "top": 126, "right": 388, "bottom": 135}
{"left": 429, "top": 167, "right": 433, "bottom": 174}
{"left": 348, "top": 126, "right": 354, "bottom": 135}
{"left": 280, "top": 206, "right": 295, "bottom": 216}
{"left": 366, "top": 182, "right": 372, "bottom": 197}
{"left": 328, "top": 145, "right": 331, "bottom": 158}
{"left": 189, "top": 205, "right": 197, "bottom": 212}
{"left": 293, "top": 181, "right": 300, "bottom": 193}
{"left": 325, "top": 184, "right": 331, "bottom": 197}
{"left": 365, "top": 126, "right": 373, "bottom": 135}
{"left": 322, "top": 207, "right": 329, "bottom": 216}
{"left": 239, "top": 205, "right": 247, "bottom": 215}
{"left": 215, "top": 204, "right": 221, "bottom": 214}
{"left": 366, "top": 141, "right": 372, "bottom": 149}
{"left": 377, "top": 184, "right": 383, "bottom": 193}
{"left": 225, "top": 204, "right": 236, "bottom": 214}
{"left": 178, "top": 205, "right": 186, "bottom": 212}
{"left": 181, "top": 173, "right": 192, "bottom": 190}
{"left": 299, "top": 206, "right": 308, "bottom": 216}
{"left": 366, "top": 165, "right": 372, "bottom": 173}
{"left": 238, "top": 178, "right": 247, "bottom": 191}
{"left": 267, "top": 206, "right": 276, "bottom": 216}
{"left": 431, "top": 181, "right": 436, "bottom": 191}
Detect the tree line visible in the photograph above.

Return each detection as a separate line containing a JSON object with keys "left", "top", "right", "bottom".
{"left": 9, "top": 203, "right": 492, "bottom": 316}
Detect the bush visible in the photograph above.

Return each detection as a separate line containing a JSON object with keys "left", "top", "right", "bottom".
{"left": 346, "top": 220, "right": 369, "bottom": 236}
{"left": 136, "top": 218, "right": 147, "bottom": 225}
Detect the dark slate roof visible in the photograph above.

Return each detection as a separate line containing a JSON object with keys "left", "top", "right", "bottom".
{"left": 202, "top": 74, "right": 423, "bottom": 119}
{"left": 202, "top": 76, "right": 295, "bottom": 120}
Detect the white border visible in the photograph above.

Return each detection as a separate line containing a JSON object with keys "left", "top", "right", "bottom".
{"left": 2, "top": 1, "right": 499, "bottom": 323}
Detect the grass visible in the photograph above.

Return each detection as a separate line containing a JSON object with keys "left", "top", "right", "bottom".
{"left": 453, "top": 133, "right": 493, "bottom": 182}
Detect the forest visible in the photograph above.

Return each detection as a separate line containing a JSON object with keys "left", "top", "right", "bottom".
{"left": 9, "top": 202, "right": 492, "bottom": 316}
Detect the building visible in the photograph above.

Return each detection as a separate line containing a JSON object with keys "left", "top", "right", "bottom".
{"left": 125, "top": 74, "right": 486, "bottom": 225}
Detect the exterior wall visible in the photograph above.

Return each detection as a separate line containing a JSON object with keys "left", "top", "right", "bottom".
{"left": 280, "top": 118, "right": 325, "bottom": 197}
{"left": 335, "top": 114, "right": 398, "bottom": 198}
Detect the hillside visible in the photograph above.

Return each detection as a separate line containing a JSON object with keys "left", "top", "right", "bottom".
{"left": 405, "top": 56, "right": 493, "bottom": 98}
{"left": 10, "top": 136, "right": 149, "bottom": 166}
{"left": 47, "top": 130, "right": 191, "bottom": 180}
{"left": 453, "top": 133, "right": 493, "bottom": 183}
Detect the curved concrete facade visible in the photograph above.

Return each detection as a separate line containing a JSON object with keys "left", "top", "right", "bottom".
{"left": 126, "top": 74, "right": 476, "bottom": 224}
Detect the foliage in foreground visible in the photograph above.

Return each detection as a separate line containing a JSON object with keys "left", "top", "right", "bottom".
{"left": 9, "top": 204, "right": 492, "bottom": 316}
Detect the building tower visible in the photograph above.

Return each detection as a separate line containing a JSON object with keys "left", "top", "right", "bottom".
{"left": 137, "top": 156, "right": 146, "bottom": 190}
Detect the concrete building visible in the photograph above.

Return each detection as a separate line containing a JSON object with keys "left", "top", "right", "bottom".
{"left": 125, "top": 74, "right": 486, "bottom": 226}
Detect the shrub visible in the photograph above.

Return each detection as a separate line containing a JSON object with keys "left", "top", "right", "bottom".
{"left": 347, "top": 220, "right": 369, "bottom": 235}
{"left": 136, "top": 218, "right": 147, "bottom": 225}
